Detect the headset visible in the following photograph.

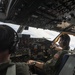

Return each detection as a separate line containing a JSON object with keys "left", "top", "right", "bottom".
{"left": 0, "top": 25, "right": 19, "bottom": 54}
{"left": 10, "top": 31, "right": 19, "bottom": 54}
{"left": 60, "top": 34, "right": 70, "bottom": 50}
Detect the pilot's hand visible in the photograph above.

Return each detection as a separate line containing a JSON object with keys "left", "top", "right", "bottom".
{"left": 54, "top": 53, "right": 60, "bottom": 59}
{"left": 27, "top": 60, "right": 36, "bottom": 65}
{"left": 50, "top": 43, "right": 57, "bottom": 49}
{"left": 50, "top": 43, "right": 62, "bottom": 51}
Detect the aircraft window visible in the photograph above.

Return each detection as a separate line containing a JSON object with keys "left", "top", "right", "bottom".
{"left": 0, "top": 22, "right": 20, "bottom": 31}
{"left": 69, "top": 35, "right": 75, "bottom": 50}
{"left": 22, "top": 27, "right": 60, "bottom": 40}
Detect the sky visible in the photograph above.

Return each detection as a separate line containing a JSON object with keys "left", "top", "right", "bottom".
{"left": 0, "top": 22, "right": 75, "bottom": 50}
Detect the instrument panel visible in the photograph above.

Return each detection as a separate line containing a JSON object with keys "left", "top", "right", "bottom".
{"left": 11, "top": 34, "right": 56, "bottom": 62}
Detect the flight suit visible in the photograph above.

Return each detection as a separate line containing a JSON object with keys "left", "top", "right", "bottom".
{"left": 43, "top": 50, "right": 68, "bottom": 75}
{"left": 0, "top": 61, "right": 31, "bottom": 75}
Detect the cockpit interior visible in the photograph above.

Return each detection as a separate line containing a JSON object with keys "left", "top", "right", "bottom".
{"left": 0, "top": 0, "right": 75, "bottom": 75}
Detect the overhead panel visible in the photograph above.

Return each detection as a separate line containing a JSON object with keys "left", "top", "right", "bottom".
{"left": 0, "top": 0, "right": 75, "bottom": 32}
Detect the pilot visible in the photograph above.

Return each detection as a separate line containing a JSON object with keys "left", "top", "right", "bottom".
{"left": 51, "top": 34, "right": 70, "bottom": 51}
{"left": 27, "top": 34, "right": 70, "bottom": 75}
{"left": 0, "top": 25, "right": 31, "bottom": 75}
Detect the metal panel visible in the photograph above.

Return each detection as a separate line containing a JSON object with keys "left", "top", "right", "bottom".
{"left": 59, "top": 55, "right": 75, "bottom": 75}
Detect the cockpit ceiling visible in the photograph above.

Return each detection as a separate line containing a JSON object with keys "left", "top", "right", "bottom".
{"left": 0, "top": 0, "right": 75, "bottom": 32}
